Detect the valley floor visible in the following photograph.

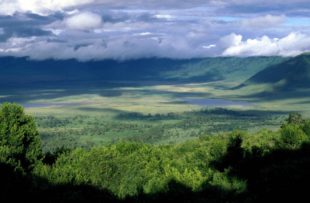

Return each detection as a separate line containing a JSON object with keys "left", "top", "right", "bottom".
{"left": 1, "top": 80, "right": 309, "bottom": 151}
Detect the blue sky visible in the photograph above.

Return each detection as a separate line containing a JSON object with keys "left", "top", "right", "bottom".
{"left": 0, "top": 0, "right": 309, "bottom": 60}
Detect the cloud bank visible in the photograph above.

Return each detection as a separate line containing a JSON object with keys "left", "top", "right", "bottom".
{"left": 0, "top": 0, "right": 309, "bottom": 60}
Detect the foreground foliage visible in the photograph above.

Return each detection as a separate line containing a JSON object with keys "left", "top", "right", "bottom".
{"left": 1, "top": 103, "right": 310, "bottom": 202}
{"left": 0, "top": 103, "right": 42, "bottom": 173}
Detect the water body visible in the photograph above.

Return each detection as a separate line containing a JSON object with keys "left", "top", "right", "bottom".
{"left": 183, "top": 98, "right": 251, "bottom": 107}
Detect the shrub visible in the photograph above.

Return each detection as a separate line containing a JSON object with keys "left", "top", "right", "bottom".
{"left": 285, "top": 113, "right": 305, "bottom": 125}
{"left": 302, "top": 120, "right": 310, "bottom": 137}
{"left": 0, "top": 103, "right": 42, "bottom": 173}
{"left": 280, "top": 124, "right": 308, "bottom": 149}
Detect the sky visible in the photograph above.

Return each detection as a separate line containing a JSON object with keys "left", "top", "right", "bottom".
{"left": 0, "top": 0, "right": 310, "bottom": 60}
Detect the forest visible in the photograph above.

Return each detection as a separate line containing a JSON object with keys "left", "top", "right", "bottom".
{"left": 36, "top": 108, "right": 284, "bottom": 152}
{"left": 1, "top": 103, "right": 310, "bottom": 202}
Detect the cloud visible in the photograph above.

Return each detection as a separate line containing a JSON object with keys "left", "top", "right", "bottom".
{"left": 154, "top": 14, "right": 175, "bottom": 20}
{"left": 222, "top": 32, "right": 310, "bottom": 56}
{"left": 0, "top": 13, "right": 55, "bottom": 41}
{"left": 219, "top": 0, "right": 310, "bottom": 16}
{"left": 0, "top": 0, "right": 209, "bottom": 16}
{"left": 1, "top": 0, "right": 310, "bottom": 17}
{"left": 0, "top": 1, "right": 310, "bottom": 60}
{"left": 0, "top": 0, "right": 94, "bottom": 16}
{"left": 202, "top": 44, "right": 216, "bottom": 49}
{"left": 64, "top": 12, "right": 102, "bottom": 30}
{"left": 0, "top": 36, "right": 37, "bottom": 53}
{"left": 219, "top": 33, "right": 243, "bottom": 48}
{"left": 0, "top": 33, "right": 213, "bottom": 60}
{"left": 241, "top": 15, "right": 286, "bottom": 28}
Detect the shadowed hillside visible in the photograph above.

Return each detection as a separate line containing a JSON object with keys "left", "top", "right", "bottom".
{"left": 244, "top": 53, "right": 310, "bottom": 90}
{"left": 0, "top": 56, "right": 285, "bottom": 90}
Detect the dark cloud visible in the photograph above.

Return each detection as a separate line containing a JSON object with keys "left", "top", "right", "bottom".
{"left": 0, "top": 13, "right": 62, "bottom": 41}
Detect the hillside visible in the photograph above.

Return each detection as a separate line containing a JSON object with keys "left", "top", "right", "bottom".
{"left": 244, "top": 54, "right": 310, "bottom": 90}
{"left": 0, "top": 56, "right": 285, "bottom": 90}
{"left": 162, "top": 56, "right": 286, "bottom": 83}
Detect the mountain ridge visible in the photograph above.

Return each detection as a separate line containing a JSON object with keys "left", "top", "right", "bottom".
{"left": 0, "top": 56, "right": 286, "bottom": 90}
{"left": 244, "top": 54, "right": 310, "bottom": 90}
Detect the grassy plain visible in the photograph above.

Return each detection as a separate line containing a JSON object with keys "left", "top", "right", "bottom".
{"left": 2, "top": 80, "right": 306, "bottom": 151}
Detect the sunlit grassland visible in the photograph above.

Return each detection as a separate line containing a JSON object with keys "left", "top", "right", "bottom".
{"left": 1, "top": 79, "right": 308, "bottom": 151}
{"left": 23, "top": 81, "right": 274, "bottom": 115}
{"left": 19, "top": 80, "right": 309, "bottom": 119}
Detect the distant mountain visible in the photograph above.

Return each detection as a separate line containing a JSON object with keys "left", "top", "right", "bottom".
{"left": 162, "top": 56, "right": 286, "bottom": 83}
{"left": 0, "top": 56, "right": 285, "bottom": 90}
{"left": 244, "top": 54, "right": 310, "bottom": 90}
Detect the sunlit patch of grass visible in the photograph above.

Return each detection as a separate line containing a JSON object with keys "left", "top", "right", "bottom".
{"left": 20, "top": 81, "right": 310, "bottom": 117}
{"left": 0, "top": 95, "right": 9, "bottom": 99}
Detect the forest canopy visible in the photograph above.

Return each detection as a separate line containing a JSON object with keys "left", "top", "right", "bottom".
{"left": 1, "top": 103, "right": 310, "bottom": 202}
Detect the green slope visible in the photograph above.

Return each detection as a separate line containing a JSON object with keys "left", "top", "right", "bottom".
{"left": 244, "top": 54, "right": 310, "bottom": 90}
{"left": 0, "top": 56, "right": 286, "bottom": 91}
{"left": 163, "top": 56, "right": 286, "bottom": 83}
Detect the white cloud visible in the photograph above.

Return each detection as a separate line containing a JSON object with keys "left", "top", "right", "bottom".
{"left": 154, "top": 14, "right": 175, "bottom": 20}
{"left": 1, "top": 0, "right": 310, "bottom": 16}
{"left": 64, "top": 12, "right": 102, "bottom": 30}
{"left": 202, "top": 44, "right": 216, "bottom": 49}
{"left": 0, "top": 0, "right": 211, "bottom": 15}
{"left": 66, "top": 9, "right": 80, "bottom": 15}
{"left": 222, "top": 32, "right": 310, "bottom": 56}
{"left": 0, "top": 0, "right": 94, "bottom": 15}
{"left": 0, "top": 36, "right": 37, "bottom": 53}
{"left": 219, "top": 33, "right": 242, "bottom": 48}
{"left": 241, "top": 14, "right": 286, "bottom": 28}
{"left": 135, "top": 32, "right": 152, "bottom": 36}
{"left": 49, "top": 29, "right": 63, "bottom": 36}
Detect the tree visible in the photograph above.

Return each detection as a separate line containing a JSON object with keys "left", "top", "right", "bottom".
{"left": 0, "top": 103, "right": 42, "bottom": 173}
{"left": 302, "top": 120, "right": 310, "bottom": 137}
{"left": 280, "top": 124, "right": 307, "bottom": 149}
{"left": 285, "top": 113, "right": 305, "bottom": 125}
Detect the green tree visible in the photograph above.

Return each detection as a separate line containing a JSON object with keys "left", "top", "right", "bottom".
{"left": 0, "top": 103, "right": 42, "bottom": 173}
{"left": 280, "top": 124, "right": 307, "bottom": 149}
{"left": 302, "top": 120, "right": 310, "bottom": 137}
{"left": 285, "top": 113, "right": 305, "bottom": 125}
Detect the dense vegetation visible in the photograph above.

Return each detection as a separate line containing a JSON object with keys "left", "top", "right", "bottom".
{"left": 244, "top": 53, "right": 310, "bottom": 90}
{"left": 36, "top": 109, "right": 284, "bottom": 152}
{"left": 1, "top": 103, "right": 310, "bottom": 202}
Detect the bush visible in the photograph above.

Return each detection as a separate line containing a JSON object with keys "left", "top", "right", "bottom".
{"left": 280, "top": 124, "right": 308, "bottom": 149}
{"left": 285, "top": 113, "right": 305, "bottom": 125}
{"left": 0, "top": 103, "right": 42, "bottom": 173}
{"left": 302, "top": 120, "right": 310, "bottom": 137}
